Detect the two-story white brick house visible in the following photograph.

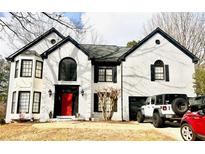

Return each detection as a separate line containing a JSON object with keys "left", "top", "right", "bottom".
{"left": 5, "top": 27, "right": 198, "bottom": 122}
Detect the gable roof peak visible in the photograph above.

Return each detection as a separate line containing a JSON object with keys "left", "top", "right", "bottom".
{"left": 41, "top": 35, "right": 91, "bottom": 59}
{"left": 119, "top": 27, "right": 199, "bottom": 63}
{"left": 6, "top": 27, "right": 65, "bottom": 61}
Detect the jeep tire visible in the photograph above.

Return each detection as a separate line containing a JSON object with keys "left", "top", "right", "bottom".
{"left": 152, "top": 112, "right": 164, "bottom": 128}
{"left": 172, "top": 98, "right": 189, "bottom": 116}
{"left": 137, "top": 111, "right": 144, "bottom": 123}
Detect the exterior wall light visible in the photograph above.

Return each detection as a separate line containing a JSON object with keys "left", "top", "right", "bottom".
{"left": 81, "top": 89, "right": 84, "bottom": 96}
{"left": 48, "top": 89, "right": 52, "bottom": 97}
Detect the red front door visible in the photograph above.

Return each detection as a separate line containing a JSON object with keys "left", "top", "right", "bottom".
{"left": 61, "top": 93, "right": 73, "bottom": 116}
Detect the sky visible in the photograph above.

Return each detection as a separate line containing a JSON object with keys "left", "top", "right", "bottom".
{"left": 81, "top": 12, "right": 155, "bottom": 45}
{"left": 0, "top": 12, "right": 4, "bottom": 17}
{"left": 0, "top": 12, "right": 155, "bottom": 57}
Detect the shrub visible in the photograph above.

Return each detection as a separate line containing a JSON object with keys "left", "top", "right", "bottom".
{"left": 96, "top": 87, "right": 120, "bottom": 121}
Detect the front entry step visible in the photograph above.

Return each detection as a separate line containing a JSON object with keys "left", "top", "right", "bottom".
{"left": 56, "top": 116, "right": 75, "bottom": 119}
{"left": 50, "top": 116, "right": 85, "bottom": 122}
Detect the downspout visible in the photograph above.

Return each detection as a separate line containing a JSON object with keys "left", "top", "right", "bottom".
{"left": 121, "top": 62, "right": 123, "bottom": 121}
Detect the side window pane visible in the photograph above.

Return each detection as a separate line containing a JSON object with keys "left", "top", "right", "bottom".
{"left": 32, "top": 92, "right": 41, "bottom": 113}
{"left": 151, "top": 97, "right": 155, "bottom": 104}
{"left": 14, "top": 61, "right": 19, "bottom": 78}
{"left": 35, "top": 61, "right": 43, "bottom": 78}
{"left": 106, "top": 69, "right": 112, "bottom": 81}
{"left": 11, "top": 92, "right": 16, "bottom": 113}
{"left": 98, "top": 68, "right": 105, "bottom": 82}
{"left": 156, "top": 95, "right": 163, "bottom": 105}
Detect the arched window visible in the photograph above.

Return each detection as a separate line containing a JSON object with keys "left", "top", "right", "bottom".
{"left": 59, "top": 57, "right": 77, "bottom": 81}
{"left": 154, "top": 60, "right": 164, "bottom": 80}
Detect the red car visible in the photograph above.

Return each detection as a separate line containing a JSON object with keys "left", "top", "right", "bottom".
{"left": 180, "top": 103, "right": 205, "bottom": 141}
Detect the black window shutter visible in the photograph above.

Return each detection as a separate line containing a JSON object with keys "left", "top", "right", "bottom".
{"left": 112, "top": 66, "right": 117, "bottom": 83}
{"left": 150, "top": 64, "right": 155, "bottom": 81}
{"left": 165, "top": 65, "right": 169, "bottom": 82}
{"left": 94, "top": 94, "right": 98, "bottom": 112}
{"left": 94, "top": 65, "right": 98, "bottom": 83}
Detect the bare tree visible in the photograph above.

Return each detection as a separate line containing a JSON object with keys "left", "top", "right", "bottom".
{"left": 0, "top": 12, "right": 89, "bottom": 51}
{"left": 96, "top": 87, "right": 120, "bottom": 121}
{"left": 144, "top": 12, "right": 205, "bottom": 65}
{"left": 0, "top": 12, "right": 105, "bottom": 55}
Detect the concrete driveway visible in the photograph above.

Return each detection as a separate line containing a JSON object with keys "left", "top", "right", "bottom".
{"left": 132, "top": 121, "right": 182, "bottom": 141}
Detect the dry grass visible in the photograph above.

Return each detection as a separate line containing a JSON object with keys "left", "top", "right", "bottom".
{"left": 0, "top": 121, "right": 176, "bottom": 141}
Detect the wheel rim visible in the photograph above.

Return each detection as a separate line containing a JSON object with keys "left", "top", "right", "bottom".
{"left": 181, "top": 125, "right": 193, "bottom": 141}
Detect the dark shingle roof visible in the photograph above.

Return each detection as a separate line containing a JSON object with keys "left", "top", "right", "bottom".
{"left": 80, "top": 44, "right": 130, "bottom": 62}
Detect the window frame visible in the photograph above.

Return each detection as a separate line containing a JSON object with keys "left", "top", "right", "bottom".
{"left": 32, "top": 91, "right": 41, "bottom": 114}
{"left": 35, "top": 60, "right": 43, "bottom": 79}
{"left": 14, "top": 60, "right": 19, "bottom": 78}
{"left": 154, "top": 60, "right": 164, "bottom": 80}
{"left": 20, "top": 59, "right": 33, "bottom": 77}
{"left": 58, "top": 57, "right": 77, "bottom": 81}
{"left": 98, "top": 67, "right": 113, "bottom": 82}
{"left": 17, "top": 91, "right": 30, "bottom": 113}
{"left": 11, "top": 91, "right": 16, "bottom": 113}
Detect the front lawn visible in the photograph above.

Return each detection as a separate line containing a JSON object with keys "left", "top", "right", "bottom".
{"left": 0, "top": 121, "right": 176, "bottom": 141}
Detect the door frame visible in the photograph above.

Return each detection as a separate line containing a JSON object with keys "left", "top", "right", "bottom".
{"left": 54, "top": 85, "right": 79, "bottom": 118}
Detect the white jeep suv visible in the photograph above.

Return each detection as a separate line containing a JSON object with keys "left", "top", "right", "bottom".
{"left": 137, "top": 94, "right": 189, "bottom": 128}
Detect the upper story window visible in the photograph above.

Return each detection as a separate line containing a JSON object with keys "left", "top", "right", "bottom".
{"left": 59, "top": 57, "right": 77, "bottom": 81}
{"left": 14, "top": 60, "right": 19, "bottom": 78}
{"left": 94, "top": 65, "right": 117, "bottom": 83}
{"left": 151, "top": 60, "right": 169, "bottom": 82}
{"left": 98, "top": 67, "right": 113, "bottom": 82}
{"left": 154, "top": 60, "right": 164, "bottom": 80}
{"left": 20, "top": 60, "right": 33, "bottom": 77}
{"left": 35, "top": 61, "right": 43, "bottom": 78}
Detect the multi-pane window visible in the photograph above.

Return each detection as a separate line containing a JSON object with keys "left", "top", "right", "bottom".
{"left": 106, "top": 69, "right": 113, "bottom": 81}
{"left": 17, "top": 91, "right": 30, "bottom": 113}
{"left": 59, "top": 58, "right": 77, "bottom": 81}
{"left": 35, "top": 61, "right": 43, "bottom": 78}
{"left": 14, "top": 61, "right": 19, "bottom": 78}
{"left": 151, "top": 60, "right": 169, "bottom": 82}
{"left": 98, "top": 67, "right": 113, "bottom": 82}
{"left": 32, "top": 92, "right": 41, "bottom": 113}
{"left": 20, "top": 60, "right": 33, "bottom": 77}
{"left": 98, "top": 68, "right": 105, "bottom": 81}
{"left": 154, "top": 60, "right": 164, "bottom": 80}
{"left": 155, "top": 67, "right": 164, "bottom": 80}
{"left": 11, "top": 92, "right": 16, "bottom": 113}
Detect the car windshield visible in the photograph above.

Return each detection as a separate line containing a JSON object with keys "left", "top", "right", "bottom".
{"left": 164, "top": 94, "right": 187, "bottom": 104}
